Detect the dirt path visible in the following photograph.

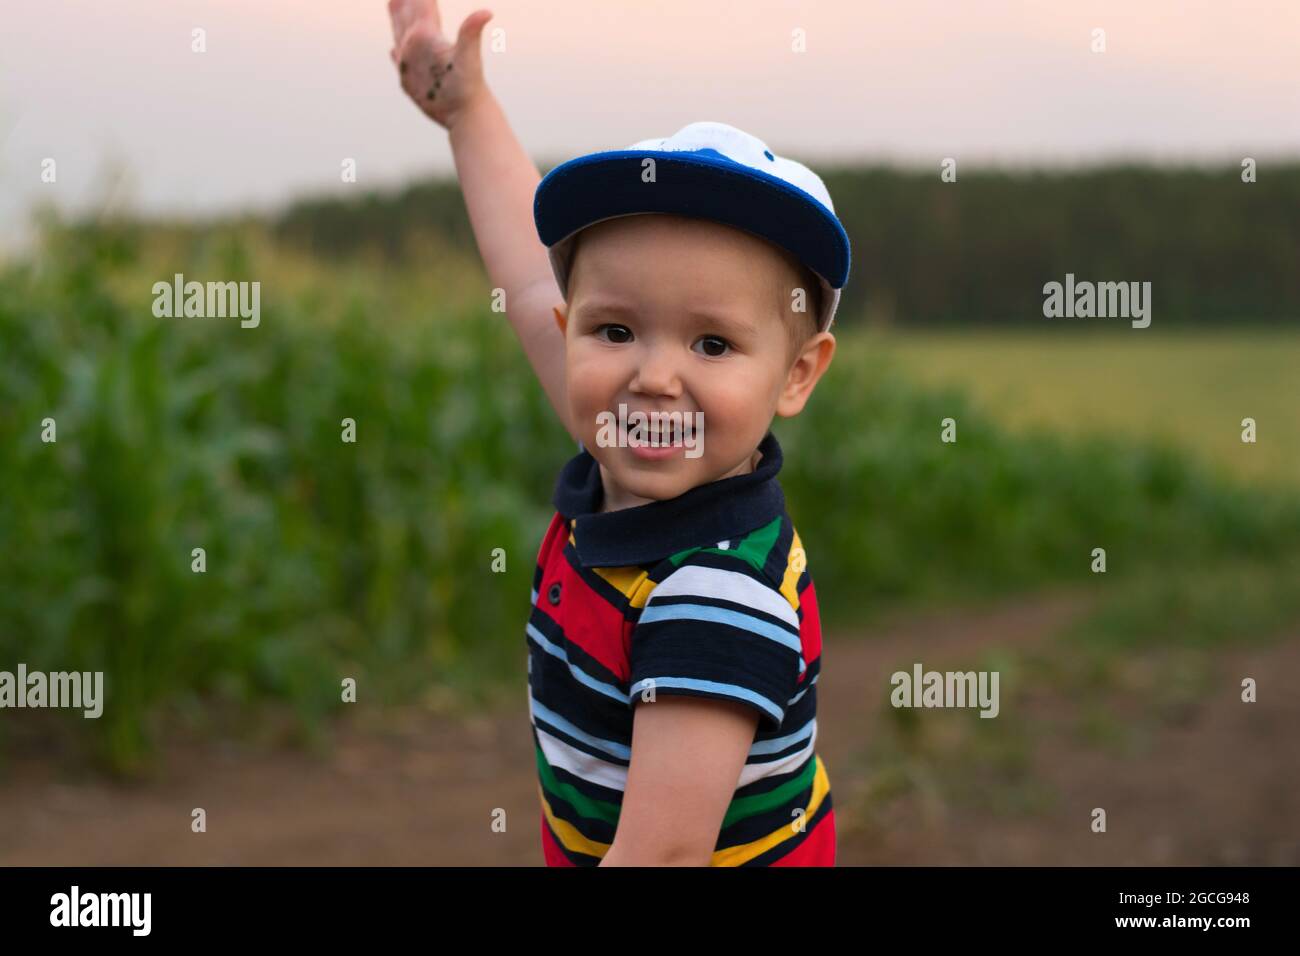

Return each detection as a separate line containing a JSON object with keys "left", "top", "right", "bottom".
{"left": 2, "top": 589, "right": 1296, "bottom": 865}
{"left": 824, "top": 595, "right": 1300, "bottom": 866}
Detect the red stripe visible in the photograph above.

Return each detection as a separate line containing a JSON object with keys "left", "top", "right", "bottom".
{"left": 536, "top": 513, "right": 568, "bottom": 566}
{"left": 769, "top": 807, "right": 836, "bottom": 866}
{"left": 533, "top": 534, "right": 633, "bottom": 681}
{"left": 796, "top": 579, "right": 823, "bottom": 681}
{"left": 540, "top": 809, "right": 578, "bottom": 866}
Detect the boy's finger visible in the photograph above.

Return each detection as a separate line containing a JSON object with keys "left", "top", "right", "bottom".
{"left": 387, "top": 0, "right": 408, "bottom": 47}
{"left": 454, "top": 9, "right": 493, "bottom": 69}
{"left": 388, "top": 0, "right": 440, "bottom": 48}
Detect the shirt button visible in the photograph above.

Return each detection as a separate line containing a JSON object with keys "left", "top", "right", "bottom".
{"left": 548, "top": 582, "right": 562, "bottom": 606}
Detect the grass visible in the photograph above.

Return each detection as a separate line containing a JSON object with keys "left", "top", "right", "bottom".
{"left": 4, "top": 216, "right": 1300, "bottom": 774}
{"left": 1060, "top": 555, "right": 1300, "bottom": 652}
{"left": 857, "top": 327, "right": 1300, "bottom": 489}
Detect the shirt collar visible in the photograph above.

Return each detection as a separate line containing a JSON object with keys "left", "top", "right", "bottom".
{"left": 552, "top": 430, "right": 787, "bottom": 568}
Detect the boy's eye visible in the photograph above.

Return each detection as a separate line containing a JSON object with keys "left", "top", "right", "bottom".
{"left": 694, "top": 335, "right": 731, "bottom": 357}
{"left": 596, "top": 324, "right": 632, "bottom": 344}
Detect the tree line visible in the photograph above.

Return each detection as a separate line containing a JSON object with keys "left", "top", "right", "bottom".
{"left": 273, "top": 162, "right": 1300, "bottom": 326}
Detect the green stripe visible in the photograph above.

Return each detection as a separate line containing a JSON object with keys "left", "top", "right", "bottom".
{"left": 535, "top": 743, "right": 622, "bottom": 826}
{"left": 720, "top": 754, "right": 817, "bottom": 829}
{"left": 668, "top": 515, "right": 783, "bottom": 575}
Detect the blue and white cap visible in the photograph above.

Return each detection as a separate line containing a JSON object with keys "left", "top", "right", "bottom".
{"left": 534, "top": 121, "right": 851, "bottom": 333}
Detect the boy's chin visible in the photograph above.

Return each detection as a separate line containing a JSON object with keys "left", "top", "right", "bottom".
{"left": 602, "top": 455, "right": 702, "bottom": 501}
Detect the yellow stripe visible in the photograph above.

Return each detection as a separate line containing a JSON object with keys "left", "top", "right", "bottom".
{"left": 778, "top": 528, "right": 804, "bottom": 613}
{"left": 627, "top": 576, "right": 658, "bottom": 609}
{"left": 592, "top": 565, "right": 657, "bottom": 607}
{"left": 708, "top": 754, "right": 830, "bottom": 866}
{"left": 539, "top": 783, "right": 611, "bottom": 859}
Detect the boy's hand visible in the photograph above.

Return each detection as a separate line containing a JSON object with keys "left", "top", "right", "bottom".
{"left": 388, "top": 0, "right": 494, "bottom": 129}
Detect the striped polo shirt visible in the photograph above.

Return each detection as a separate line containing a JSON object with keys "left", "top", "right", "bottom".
{"left": 527, "top": 430, "right": 835, "bottom": 866}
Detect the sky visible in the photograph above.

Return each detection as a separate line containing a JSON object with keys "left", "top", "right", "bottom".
{"left": 2, "top": 0, "right": 1297, "bottom": 247}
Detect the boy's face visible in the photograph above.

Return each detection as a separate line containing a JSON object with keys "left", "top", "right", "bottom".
{"left": 555, "top": 213, "right": 836, "bottom": 511}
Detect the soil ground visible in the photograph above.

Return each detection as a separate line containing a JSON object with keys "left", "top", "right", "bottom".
{"left": 2, "top": 590, "right": 1296, "bottom": 866}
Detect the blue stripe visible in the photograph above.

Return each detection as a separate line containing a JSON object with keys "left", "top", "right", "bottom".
{"left": 749, "top": 717, "right": 814, "bottom": 755}
{"left": 530, "top": 696, "right": 631, "bottom": 761}
{"left": 638, "top": 603, "right": 803, "bottom": 653}
{"left": 526, "top": 622, "right": 626, "bottom": 704}
{"left": 629, "top": 677, "right": 782, "bottom": 725}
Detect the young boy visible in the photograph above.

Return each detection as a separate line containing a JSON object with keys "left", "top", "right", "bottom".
{"left": 389, "top": 0, "right": 849, "bottom": 866}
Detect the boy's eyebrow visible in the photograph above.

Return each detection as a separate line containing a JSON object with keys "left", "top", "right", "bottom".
{"left": 574, "top": 300, "right": 638, "bottom": 318}
{"left": 579, "top": 301, "right": 760, "bottom": 336}
{"left": 685, "top": 308, "right": 760, "bottom": 339}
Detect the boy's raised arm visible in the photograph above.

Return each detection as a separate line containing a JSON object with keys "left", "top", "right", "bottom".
{"left": 388, "top": 0, "right": 575, "bottom": 442}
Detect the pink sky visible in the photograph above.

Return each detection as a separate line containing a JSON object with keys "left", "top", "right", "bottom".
{"left": 1, "top": 0, "right": 1297, "bottom": 243}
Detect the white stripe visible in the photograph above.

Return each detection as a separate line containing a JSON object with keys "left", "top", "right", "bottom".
{"left": 534, "top": 711, "right": 816, "bottom": 792}
{"left": 535, "top": 725, "right": 629, "bottom": 792}
{"left": 649, "top": 565, "right": 799, "bottom": 630}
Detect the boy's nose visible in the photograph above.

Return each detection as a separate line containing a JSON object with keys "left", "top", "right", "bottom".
{"left": 629, "top": 349, "right": 682, "bottom": 397}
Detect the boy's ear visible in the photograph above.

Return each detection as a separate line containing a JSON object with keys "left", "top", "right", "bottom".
{"left": 553, "top": 305, "right": 568, "bottom": 335}
{"left": 775, "top": 331, "right": 836, "bottom": 419}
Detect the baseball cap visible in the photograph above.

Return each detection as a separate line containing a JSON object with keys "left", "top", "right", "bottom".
{"left": 533, "top": 121, "right": 851, "bottom": 333}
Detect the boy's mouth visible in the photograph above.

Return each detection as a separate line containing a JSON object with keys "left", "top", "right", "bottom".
{"left": 626, "top": 421, "right": 685, "bottom": 446}
{"left": 597, "top": 406, "right": 706, "bottom": 458}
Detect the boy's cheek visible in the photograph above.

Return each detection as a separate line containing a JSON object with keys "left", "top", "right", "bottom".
{"left": 566, "top": 359, "right": 619, "bottom": 415}
{"left": 568, "top": 395, "right": 610, "bottom": 450}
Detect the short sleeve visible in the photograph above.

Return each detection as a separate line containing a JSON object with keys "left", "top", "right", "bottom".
{"left": 629, "top": 556, "right": 803, "bottom": 732}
